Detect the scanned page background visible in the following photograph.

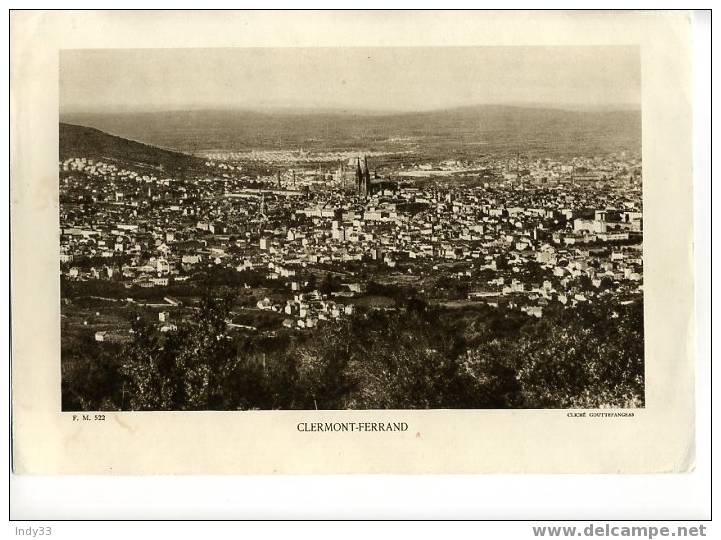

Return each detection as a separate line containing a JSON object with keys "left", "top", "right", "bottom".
{"left": 10, "top": 10, "right": 694, "bottom": 474}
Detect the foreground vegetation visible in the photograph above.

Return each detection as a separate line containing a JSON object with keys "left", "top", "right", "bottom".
{"left": 62, "top": 292, "right": 644, "bottom": 410}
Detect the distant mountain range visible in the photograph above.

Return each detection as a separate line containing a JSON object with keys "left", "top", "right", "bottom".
{"left": 60, "top": 123, "right": 202, "bottom": 171}
{"left": 61, "top": 104, "right": 641, "bottom": 159}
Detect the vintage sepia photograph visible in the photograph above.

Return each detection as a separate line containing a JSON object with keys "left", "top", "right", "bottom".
{"left": 58, "top": 46, "right": 644, "bottom": 412}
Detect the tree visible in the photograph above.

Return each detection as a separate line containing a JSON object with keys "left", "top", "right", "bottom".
{"left": 120, "top": 294, "right": 241, "bottom": 410}
{"left": 305, "top": 274, "right": 317, "bottom": 292}
{"left": 62, "top": 339, "right": 125, "bottom": 411}
{"left": 319, "top": 273, "right": 342, "bottom": 296}
{"left": 495, "top": 254, "right": 509, "bottom": 271}
{"left": 292, "top": 320, "right": 358, "bottom": 409}
{"left": 513, "top": 300, "right": 644, "bottom": 408}
{"left": 461, "top": 340, "right": 523, "bottom": 408}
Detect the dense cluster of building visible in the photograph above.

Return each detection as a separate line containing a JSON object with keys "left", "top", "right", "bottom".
{"left": 60, "top": 149, "right": 642, "bottom": 336}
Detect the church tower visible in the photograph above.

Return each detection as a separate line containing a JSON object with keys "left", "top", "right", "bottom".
{"left": 361, "top": 156, "right": 371, "bottom": 197}
{"left": 355, "top": 157, "right": 363, "bottom": 194}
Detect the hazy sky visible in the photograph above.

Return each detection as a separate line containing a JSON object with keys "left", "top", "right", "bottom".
{"left": 60, "top": 47, "right": 640, "bottom": 113}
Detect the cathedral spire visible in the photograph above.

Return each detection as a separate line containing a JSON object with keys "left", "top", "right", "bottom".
{"left": 356, "top": 157, "right": 363, "bottom": 193}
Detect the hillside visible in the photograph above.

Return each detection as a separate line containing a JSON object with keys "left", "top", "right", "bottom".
{"left": 61, "top": 105, "right": 641, "bottom": 159}
{"left": 59, "top": 122, "right": 203, "bottom": 172}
